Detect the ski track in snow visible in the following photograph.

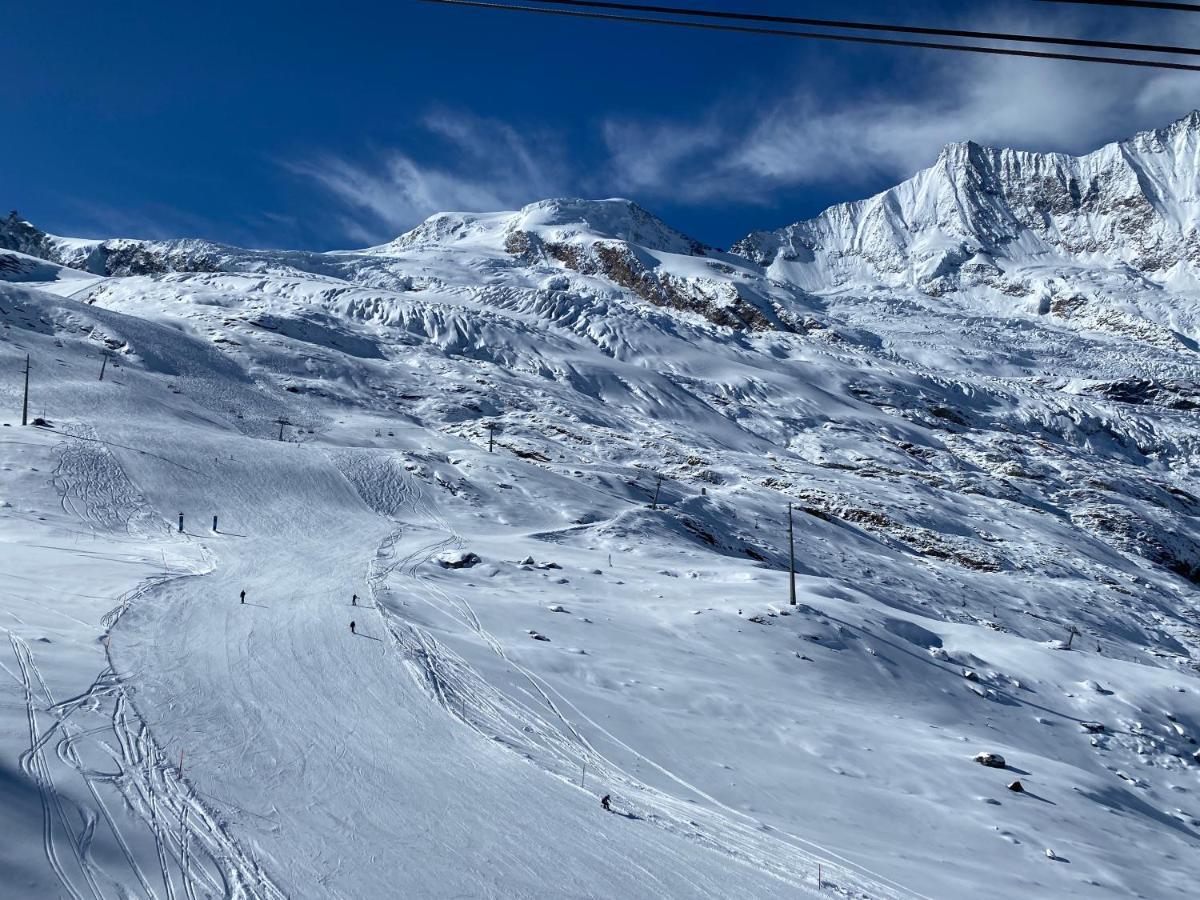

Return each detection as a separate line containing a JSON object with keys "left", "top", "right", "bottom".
{"left": 3, "top": 430, "right": 285, "bottom": 900}
{"left": 344, "top": 454, "right": 926, "bottom": 899}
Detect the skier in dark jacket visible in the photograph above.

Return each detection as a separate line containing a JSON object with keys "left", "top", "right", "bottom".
{"left": 352, "top": 593, "right": 357, "bottom": 607}
{"left": 350, "top": 621, "right": 356, "bottom": 634}
{"left": 600, "top": 794, "right": 611, "bottom": 811}
{"left": 240, "top": 590, "right": 245, "bottom": 604}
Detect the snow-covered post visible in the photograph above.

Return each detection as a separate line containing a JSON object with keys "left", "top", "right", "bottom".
{"left": 178, "top": 512, "right": 184, "bottom": 533}
{"left": 212, "top": 515, "right": 218, "bottom": 532}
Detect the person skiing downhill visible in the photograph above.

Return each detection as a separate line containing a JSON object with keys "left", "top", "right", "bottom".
{"left": 240, "top": 590, "right": 245, "bottom": 604}
{"left": 350, "top": 621, "right": 356, "bottom": 634}
{"left": 352, "top": 594, "right": 357, "bottom": 607}
{"left": 600, "top": 794, "right": 611, "bottom": 812}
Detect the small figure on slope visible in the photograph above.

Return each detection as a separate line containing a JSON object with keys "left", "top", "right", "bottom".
{"left": 352, "top": 593, "right": 357, "bottom": 607}
{"left": 600, "top": 794, "right": 611, "bottom": 812}
{"left": 240, "top": 590, "right": 245, "bottom": 605}
{"left": 350, "top": 621, "right": 356, "bottom": 635}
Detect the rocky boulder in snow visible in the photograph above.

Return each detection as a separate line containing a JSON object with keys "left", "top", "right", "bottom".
{"left": 436, "top": 550, "right": 481, "bottom": 569}
{"left": 973, "top": 752, "right": 1007, "bottom": 769}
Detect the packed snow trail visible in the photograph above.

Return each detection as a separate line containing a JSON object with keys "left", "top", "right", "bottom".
{"left": 1, "top": 427, "right": 285, "bottom": 900}
{"left": 103, "top": 421, "right": 830, "bottom": 898}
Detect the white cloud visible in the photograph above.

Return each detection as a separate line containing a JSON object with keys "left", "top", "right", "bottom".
{"left": 603, "top": 13, "right": 1200, "bottom": 203}
{"left": 285, "top": 111, "right": 568, "bottom": 243}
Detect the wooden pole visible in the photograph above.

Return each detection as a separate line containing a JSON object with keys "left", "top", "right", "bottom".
{"left": 488, "top": 423, "right": 494, "bottom": 453}
{"left": 21, "top": 354, "right": 30, "bottom": 426}
{"left": 788, "top": 503, "right": 797, "bottom": 605}
{"left": 650, "top": 476, "right": 662, "bottom": 510}
{"left": 98, "top": 350, "right": 109, "bottom": 381}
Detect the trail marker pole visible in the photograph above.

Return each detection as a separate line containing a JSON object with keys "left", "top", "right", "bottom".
{"left": 488, "top": 423, "right": 495, "bottom": 453}
{"left": 178, "top": 750, "right": 184, "bottom": 780}
{"left": 178, "top": 512, "right": 184, "bottom": 533}
{"left": 212, "top": 515, "right": 218, "bottom": 532}
{"left": 650, "top": 476, "right": 662, "bottom": 510}
{"left": 818, "top": 863, "right": 821, "bottom": 890}
{"left": 788, "top": 503, "right": 797, "bottom": 606}
{"left": 581, "top": 762, "right": 586, "bottom": 787}
{"left": 21, "top": 354, "right": 30, "bottom": 425}
{"left": 98, "top": 349, "right": 109, "bottom": 381}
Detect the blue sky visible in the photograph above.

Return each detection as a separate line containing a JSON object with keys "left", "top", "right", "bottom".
{"left": 3, "top": 0, "right": 1198, "bottom": 249}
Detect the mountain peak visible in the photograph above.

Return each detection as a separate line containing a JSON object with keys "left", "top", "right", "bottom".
{"left": 509, "top": 197, "right": 708, "bottom": 255}
{"left": 382, "top": 197, "right": 709, "bottom": 257}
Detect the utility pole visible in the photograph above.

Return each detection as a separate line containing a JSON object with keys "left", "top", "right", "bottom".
{"left": 788, "top": 503, "right": 797, "bottom": 606}
{"left": 98, "top": 349, "right": 110, "bottom": 381}
{"left": 487, "top": 422, "right": 495, "bottom": 453}
{"left": 21, "top": 354, "right": 30, "bottom": 426}
{"left": 275, "top": 417, "right": 290, "bottom": 441}
{"left": 1065, "top": 624, "right": 1080, "bottom": 649}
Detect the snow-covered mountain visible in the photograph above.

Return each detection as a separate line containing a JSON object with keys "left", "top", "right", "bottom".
{"left": 2, "top": 116, "right": 1200, "bottom": 900}
{"left": 736, "top": 112, "right": 1200, "bottom": 337}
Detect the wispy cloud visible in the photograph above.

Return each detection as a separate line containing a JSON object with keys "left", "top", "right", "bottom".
{"left": 285, "top": 110, "right": 569, "bottom": 244}
{"left": 602, "top": 13, "right": 1200, "bottom": 204}
{"left": 289, "top": 12, "right": 1200, "bottom": 243}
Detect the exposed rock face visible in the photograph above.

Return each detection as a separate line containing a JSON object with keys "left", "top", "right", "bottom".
{"left": 0, "top": 211, "right": 59, "bottom": 260}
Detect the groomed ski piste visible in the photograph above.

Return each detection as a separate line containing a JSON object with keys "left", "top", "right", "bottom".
{"left": 4, "top": 118, "right": 1200, "bottom": 900}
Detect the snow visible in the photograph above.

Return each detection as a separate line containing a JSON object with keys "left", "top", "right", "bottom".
{"left": 3, "top": 112, "right": 1200, "bottom": 899}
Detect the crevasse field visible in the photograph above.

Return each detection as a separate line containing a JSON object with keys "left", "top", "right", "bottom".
{"left": 3, "top": 115, "right": 1200, "bottom": 899}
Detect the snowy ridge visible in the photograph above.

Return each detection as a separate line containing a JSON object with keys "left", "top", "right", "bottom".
{"left": 735, "top": 111, "right": 1200, "bottom": 325}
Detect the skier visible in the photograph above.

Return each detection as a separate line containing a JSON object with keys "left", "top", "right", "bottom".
{"left": 352, "top": 593, "right": 357, "bottom": 607}
{"left": 350, "top": 620, "right": 356, "bottom": 635}
{"left": 600, "top": 794, "right": 611, "bottom": 812}
{"left": 240, "top": 590, "right": 245, "bottom": 604}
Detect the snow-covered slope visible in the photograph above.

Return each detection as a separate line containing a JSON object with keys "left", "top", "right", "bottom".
{"left": 3, "top": 115, "right": 1200, "bottom": 900}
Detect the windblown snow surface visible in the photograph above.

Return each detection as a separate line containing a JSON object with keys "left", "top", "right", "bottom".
{"left": 3, "top": 115, "right": 1200, "bottom": 900}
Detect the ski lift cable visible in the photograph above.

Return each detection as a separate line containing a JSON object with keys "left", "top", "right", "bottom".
{"left": 517, "top": 0, "right": 1200, "bottom": 57}
{"left": 1033, "top": 0, "right": 1200, "bottom": 12}
{"left": 417, "top": 0, "right": 1200, "bottom": 71}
